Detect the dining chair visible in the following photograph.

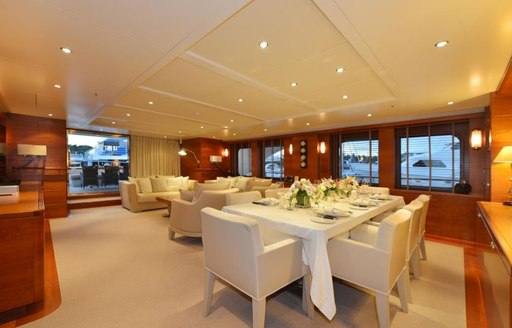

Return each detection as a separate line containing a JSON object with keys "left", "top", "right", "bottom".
{"left": 368, "top": 186, "right": 390, "bottom": 195}
{"left": 81, "top": 166, "right": 99, "bottom": 188}
{"left": 226, "top": 191, "right": 262, "bottom": 205}
{"left": 102, "top": 166, "right": 120, "bottom": 187}
{"left": 415, "top": 194, "right": 431, "bottom": 260}
{"left": 327, "top": 209, "right": 412, "bottom": 328}
{"left": 200, "top": 207, "right": 313, "bottom": 328}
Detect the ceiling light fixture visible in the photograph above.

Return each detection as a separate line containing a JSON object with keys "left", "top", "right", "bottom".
{"left": 53, "top": 84, "right": 62, "bottom": 89}
{"left": 238, "top": 98, "right": 243, "bottom": 102}
{"left": 126, "top": 113, "right": 131, "bottom": 117}
{"left": 434, "top": 40, "right": 449, "bottom": 48}
{"left": 336, "top": 67, "right": 345, "bottom": 73}
{"left": 306, "top": 122, "right": 310, "bottom": 126}
{"left": 367, "top": 113, "right": 372, "bottom": 117}
{"left": 342, "top": 95, "right": 348, "bottom": 99}
{"left": 111, "top": 121, "right": 116, "bottom": 125}
{"left": 290, "top": 82, "right": 298, "bottom": 87}
{"left": 60, "top": 47, "right": 72, "bottom": 54}
{"left": 48, "top": 113, "right": 53, "bottom": 117}
{"left": 259, "top": 41, "right": 268, "bottom": 49}
{"left": 448, "top": 101, "right": 454, "bottom": 105}
{"left": 148, "top": 101, "right": 154, "bottom": 105}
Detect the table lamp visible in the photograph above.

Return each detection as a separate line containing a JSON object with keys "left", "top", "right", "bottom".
{"left": 494, "top": 146, "right": 512, "bottom": 206}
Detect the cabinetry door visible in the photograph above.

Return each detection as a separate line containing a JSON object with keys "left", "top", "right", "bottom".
{"left": 43, "top": 181, "right": 67, "bottom": 218}
{"left": 477, "top": 210, "right": 511, "bottom": 328}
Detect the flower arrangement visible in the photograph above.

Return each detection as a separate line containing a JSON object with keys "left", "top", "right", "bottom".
{"left": 316, "top": 177, "right": 343, "bottom": 199}
{"left": 338, "top": 176, "right": 359, "bottom": 197}
{"left": 289, "top": 178, "right": 316, "bottom": 207}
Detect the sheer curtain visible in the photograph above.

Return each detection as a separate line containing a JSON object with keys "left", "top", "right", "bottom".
{"left": 130, "top": 135, "right": 181, "bottom": 177}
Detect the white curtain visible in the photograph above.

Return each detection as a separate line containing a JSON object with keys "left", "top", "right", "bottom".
{"left": 130, "top": 135, "right": 181, "bottom": 177}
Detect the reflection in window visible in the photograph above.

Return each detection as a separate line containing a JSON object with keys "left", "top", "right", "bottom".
{"left": 396, "top": 122, "right": 469, "bottom": 191}
{"left": 262, "top": 139, "right": 284, "bottom": 180}
{"left": 336, "top": 130, "right": 379, "bottom": 185}
{"left": 232, "top": 142, "right": 252, "bottom": 176}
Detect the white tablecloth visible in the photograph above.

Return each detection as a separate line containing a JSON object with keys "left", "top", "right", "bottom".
{"left": 222, "top": 195, "right": 405, "bottom": 320}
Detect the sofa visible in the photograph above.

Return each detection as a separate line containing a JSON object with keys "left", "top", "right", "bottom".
{"left": 205, "top": 176, "right": 281, "bottom": 197}
{"left": 120, "top": 176, "right": 197, "bottom": 212}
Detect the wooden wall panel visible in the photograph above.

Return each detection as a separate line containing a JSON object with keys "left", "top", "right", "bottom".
{"left": 2, "top": 113, "right": 67, "bottom": 218}
{"left": 378, "top": 127, "right": 395, "bottom": 188}
{"left": 180, "top": 138, "right": 229, "bottom": 181}
{"left": 490, "top": 93, "right": 512, "bottom": 202}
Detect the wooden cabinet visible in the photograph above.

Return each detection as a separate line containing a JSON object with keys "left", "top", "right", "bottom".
{"left": 43, "top": 180, "right": 67, "bottom": 218}
{"left": 477, "top": 201, "right": 512, "bottom": 328}
{"left": 0, "top": 184, "right": 45, "bottom": 313}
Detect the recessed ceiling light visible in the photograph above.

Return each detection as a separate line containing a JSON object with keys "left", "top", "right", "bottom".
{"left": 342, "top": 95, "right": 348, "bottom": 99}
{"left": 126, "top": 113, "right": 131, "bottom": 117}
{"left": 233, "top": 133, "right": 237, "bottom": 136}
{"left": 238, "top": 98, "right": 243, "bottom": 102}
{"left": 200, "top": 126, "right": 204, "bottom": 129}
{"left": 60, "top": 47, "right": 72, "bottom": 54}
{"left": 448, "top": 101, "right": 454, "bottom": 105}
{"left": 259, "top": 41, "right": 268, "bottom": 49}
{"left": 367, "top": 113, "right": 372, "bottom": 117}
{"left": 164, "top": 136, "right": 167, "bottom": 139}
{"left": 48, "top": 113, "right": 53, "bottom": 117}
{"left": 112, "top": 121, "right": 116, "bottom": 125}
{"left": 434, "top": 40, "right": 449, "bottom": 48}
{"left": 53, "top": 84, "right": 62, "bottom": 89}
{"left": 336, "top": 67, "right": 345, "bottom": 73}
{"left": 178, "top": 130, "right": 182, "bottom": 134}
{"left": 148, "top": 101, "right": 154, "bottom": 105}
{"left": 306, "top": 122, "right": 310, "bottom": 126}
{"left": 290, "top": 82, "right": 298, "bottom": 87}
{"left": 212, "top": 136, "right": 216, "bottom": 139}
{"left": 230, "top": 119, "right": 234, "bottom": 123}
{"left": 264, "top": 128, "right": 268, "bottom": 132}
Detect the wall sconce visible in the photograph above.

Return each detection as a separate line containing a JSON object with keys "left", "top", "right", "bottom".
{"left": 319, "top": 141, "right": 326, "bottom": 154}
{"left": 288, "top": 143, "right": 293, "bottom": 155}
{"left": 223, "top": 148, "right": 229, "bottom": 157}
{"left": 470, "top": 129, "right": 482, "bottom": 150}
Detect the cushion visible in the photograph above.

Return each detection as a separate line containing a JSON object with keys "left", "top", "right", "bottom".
{"left": 128, "top": 177, "right": 141, "bottom": 193}
{"left": 166, "top": 185, "right": 180, "bottom": 192}
{"left": 233, "top": 176, "right": 254, "bottom": 191}
{"left": 217, "top": 176, "right": 236, "bottom": 189}
{"left": 179, "top": 189, "right": 194, "bottom": 202}
{"left": 137, "top": 177, "right": 153, "bottom": 194}
{"left": 167, "top": 176, "right": 190, "bottom": 190}
{"left": 192, "top": 181, "right": 230, "bottom": 201}
{"left": 150, "top": 177, "right": 168, "bottom": 192}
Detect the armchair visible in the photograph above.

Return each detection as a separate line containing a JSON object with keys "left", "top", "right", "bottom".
{"left": 327, "top": 209, "right": 411, "bottom": 328}
{"left": 168, "top": 188, "right": 239, "bottom": 240}
{"left": 226, "top": 191, "right": 261, "bottom": 205}
{"left": 200, "top": 207, "right": 313, "bottom": 328}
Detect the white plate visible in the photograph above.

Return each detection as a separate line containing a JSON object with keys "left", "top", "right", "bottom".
{"left": 311, "top": 217, "right": 337, "bottom": 224}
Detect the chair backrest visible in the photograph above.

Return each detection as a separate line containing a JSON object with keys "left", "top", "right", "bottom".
{"left": 415, "top": 194, "right": 431, "bottom": 234}
{"left": 192, "top": 181, "right": 231, "bottom": 201}
{"left": 226, "top": 191, "right": 262, "bottom": 205}
{"left": 402, "top": 200, "right": 423, "bottom": 257}
{"left": 201, "top": 207, "right": 264, "bottom": 295}
{"left": 375, "top": 209, "right": 411, "bottom": 289}
{"left": 264, "top": 188, "right": 290, "bottom": 199}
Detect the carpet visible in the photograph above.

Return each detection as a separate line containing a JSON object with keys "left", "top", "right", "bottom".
{"left": 25, "top": 206, "right": 466, "bottom": 327}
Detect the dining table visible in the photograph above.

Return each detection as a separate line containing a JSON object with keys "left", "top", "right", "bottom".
{"left": 222, "top": 195, "right": 405, "bottom": 320}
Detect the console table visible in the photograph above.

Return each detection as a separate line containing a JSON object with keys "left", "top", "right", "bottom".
{"left": 0, "top": 182, "right": 45, "bottom": 313}
{"left": 477, "top": 201, "right": 512, "bottom": 328}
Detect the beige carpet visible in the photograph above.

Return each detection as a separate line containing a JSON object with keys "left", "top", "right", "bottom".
{"left": 26, "top": 206, "right": 466, "bottom": 327}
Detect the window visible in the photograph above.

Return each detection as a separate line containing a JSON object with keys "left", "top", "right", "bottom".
{"left": 333, "top": 130, "right": 379, "bottom": 184}
{"left": 232, "top": 142, "right": 252, "bottom": 176}
{"left": 261, "top": 139, "right": 284, "bottom": 179}
{"left": 67, "top": 130, "right": 129, "bottom": 195}
{"left": 395, "top": 122, "right": 469, "bottom": 191}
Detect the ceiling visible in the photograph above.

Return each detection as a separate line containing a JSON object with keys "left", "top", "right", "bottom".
{"left": 1, "top": 0, "right": 511, "bottom": 141}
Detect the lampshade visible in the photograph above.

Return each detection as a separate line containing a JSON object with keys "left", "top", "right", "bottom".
{"left": 470, "top": 129, "right": 482, "bottom": 150}
{"left": 178, "top": 148, "right": 187, "bottom": 156}
{"left": 494, "top": 146, "right": 512, "bottom": 163}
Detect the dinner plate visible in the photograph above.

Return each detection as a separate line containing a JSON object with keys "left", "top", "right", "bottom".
{"left": 311, "top": 217, "right": 337, "bottom": 224}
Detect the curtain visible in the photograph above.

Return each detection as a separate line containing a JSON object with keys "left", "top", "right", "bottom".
{"left": 130, "top": 135, "right": 181, "bottom": 177}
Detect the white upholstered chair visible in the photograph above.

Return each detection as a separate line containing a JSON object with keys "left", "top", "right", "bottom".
{"left": 327, "top": 209, "right": 412, "bottom": 328}
{"left": 226, "top": 191, "right": 262, "bottom": 206}
{"left": 168, "top": 188, "right": 239, "bottom": 240}
{"left": 264, "top": 187, "right": 290, "bottom": 199}
{"left": 415, "top": 194, "right": 431, "bottom": 260}
{"left": 368, "top": 186, "right": 390, "bottom": 195}
{"left": 200, "top": 207, "right": 313, "bottom": 328}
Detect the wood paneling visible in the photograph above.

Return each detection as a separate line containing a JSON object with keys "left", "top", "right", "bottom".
{"left": 180, "top": 138, "right": 229, "bottom": 181}
{"left": 378, "top": 127, "right": 395, "bottom": 188}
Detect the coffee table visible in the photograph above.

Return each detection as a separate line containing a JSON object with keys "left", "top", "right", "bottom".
{"left": 156, "top": 196, "right": 174, "bottom": 217}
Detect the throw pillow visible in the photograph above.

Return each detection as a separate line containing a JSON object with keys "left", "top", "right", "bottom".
{"left": 137, "top": 177, "right": 153, "bottom": 194}
{"left": 234, "top": 176, "right": 254, "bottom": 191}
{"left": 150, "top": 177, "right": 168, "bottom": 192}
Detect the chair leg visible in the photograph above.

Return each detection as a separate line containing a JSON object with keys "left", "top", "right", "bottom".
{"left": 396, "top": 271, "right": 409, "bottom": 313}
{"left": 411, "top": 248, "right": 421, "bottom": 279}
{"left": 203, "top": 270, "right": 215, "bottom": 317}
{"left": 404, "top": 264, "right": 412, "bottom": 303}
{"left": 302, "top": 269, "right": 314, "bottom": 319}
{"left": 168, "top": 228, "right": 176, "bottom": 240}
{"left": 375, "top": 292, "right": 390, "bottom": 328}
{"left": 252, "top": 298, "right": 266, "bottom": 328}
{"left": 419, "top": 236, "right": 427, "bottom": 260}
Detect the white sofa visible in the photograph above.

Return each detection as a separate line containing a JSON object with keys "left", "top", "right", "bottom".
{"left": 120, "top": 176, "right": 197, "bottom": 213}
{"left": 205, "top": 176, "right": 281, "bottom": 197}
